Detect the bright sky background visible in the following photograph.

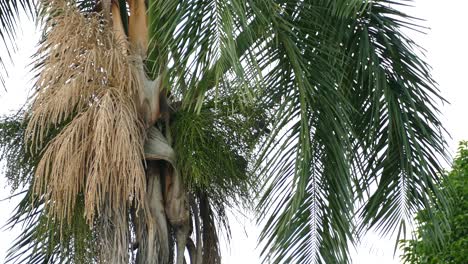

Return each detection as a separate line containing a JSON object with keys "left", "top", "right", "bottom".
{"left": 1, "top": 1, "right": 467, "bottom": 263}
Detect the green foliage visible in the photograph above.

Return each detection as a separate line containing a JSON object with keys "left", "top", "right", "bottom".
{"left": 400, "top": 141, "right": 468, "bottom": 264}
{"left": 148, "top": 0, "right": 264, "bottom": 111}
{"left": 5, "top": 191, "right": 96, "bottom": 264}
{"left": 0, "top": 0, "right": 35, "bottom": 88}
{"left": 0, "top": 112, "right": 74, "bottom": 190}
{"left": 255, "top": 1, "right": 449, "bottom": 263}
{"left": 0, "top": 113, "right": 34, "bottom": 190}
{"left": 172, "top": 100, "right": 268, "bottom": 206}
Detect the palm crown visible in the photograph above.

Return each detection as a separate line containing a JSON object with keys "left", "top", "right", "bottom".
{"left": 0, "top": 0, "right": 450, "bottom": 263}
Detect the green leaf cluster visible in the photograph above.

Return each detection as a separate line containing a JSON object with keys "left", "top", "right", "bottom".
{"left": 172, "top": 101, "right": 268, "bottom": 206}
{"left": 0, "top": 0, "right": 35, "bottom": 88}
{"left": 400, "top": 141, "right": 468, "bottom": 264}
{"left": 5, "top": 192, "right": 95, "bottom": 264}
{"left": 255, "top": 1, "right": 449, "bottom": 262}
{"left": 0, "top": 113, "right": 34, "bottom": 190}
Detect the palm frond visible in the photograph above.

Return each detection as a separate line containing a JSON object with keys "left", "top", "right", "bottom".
{"left": 251, "top": 1, "right": 361, "bottom": 263}
{"left": 254, "top": 0, "right": 448, "bottom": 263}
{"left": 4, "top": 190, "right": 96, "bottom": 264}
{"left": 0, "top": 113, "right": 34, "bottom": 190}
{"left": 146, "top": 0, "right": 261, "bottom": 112}
{"left": 172, "top": 100, "right": 266, "bottom": 205}
{"left": 0, "top": 0, "right": 35, "bottom": 88}
{"left": 345, "top": 0, "right": 450, "bottom": 245}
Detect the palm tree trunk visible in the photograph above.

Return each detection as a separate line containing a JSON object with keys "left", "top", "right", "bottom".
{"left": 123, "top": 1, "right": 191, "bottom": 263}
{"left": 163, "top": 164, "right": 190, "bottom": 264}
{"left": 190, "top": 196, "right": 203, "bottom": 264}
{"left": 142, "top": 126, "right": 193, "bottom": 264}
{"left": 111, "top": 1, "right": 128, "bottom": 52}
{"left": 135, "top": 161, "right": 170, "bottom": 264}
{"left": 128, "top": 0, "right": 148, "bottom": 57}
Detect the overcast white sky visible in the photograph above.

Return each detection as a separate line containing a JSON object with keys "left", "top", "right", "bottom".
{"left": 1, "top": 1, "right": 467, "bottom": 263}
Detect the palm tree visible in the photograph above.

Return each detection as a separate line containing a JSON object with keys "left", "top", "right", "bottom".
{"left": 0, "top": 0, "right": 451, "bottom": 263}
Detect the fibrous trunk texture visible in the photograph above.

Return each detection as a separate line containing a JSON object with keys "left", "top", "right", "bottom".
{"left": 135, "top": 161, "right": 170, "bottom": 264}
{"left": 144, "top": 127, "right": 191, "bottom": 264}
{"left": 128, "top": 0, "right": 149, "bottom": 57}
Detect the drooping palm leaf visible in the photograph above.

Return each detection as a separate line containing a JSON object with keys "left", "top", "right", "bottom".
{"left": 345, "top": 0, "right": 450, "bottom": 244}
{"left": 4, "top": 190, "right": 96, "bottom": 264}
{"left": 146, "top": 0, "right": 263, "bottom": 112}
{"left": 0, "top": 0, "right": 35, "bottom": 88}
{"left": 0, "top": 113, "right": 34, "bottom": 190}
{"left": 250, "top": 1, "right": 360, "bottom": 263}
{"left": 252, "top": 0, "right": 449, "bottom": 263}
{"left": 0, "top": 0, "right": 35, "bottom": 51}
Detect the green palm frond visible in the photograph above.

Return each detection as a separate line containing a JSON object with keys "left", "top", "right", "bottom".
{"left": 0, "top": 0, "right": 35, "bottom": 88}
{"left": 253, "top": 0, "right": 448, "bottom": 263}
{"left": 0, "top": 113, "right": 33, "bottom": 190}
{"left": 0, "top": 0, "right": 35, "bottom": 47}
{"left": 345, "top": 0, "right": 449, "bottom": 244}
{"left": 252, "top": 1, "right": 360, "bottom": 263}
{"left": 4, "top": 190, "right": 95, "bottom": 264}
{"left": 172, "top": 99, "right": 267, "bottom": 205}
{"left": 147, "top": 0, "right": 261, "bottom": 111}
